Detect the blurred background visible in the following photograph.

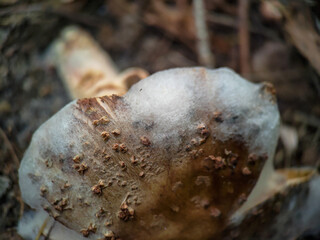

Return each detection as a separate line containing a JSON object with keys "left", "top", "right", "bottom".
{"left": 0, "top": 0, "right": 319, "bottom": 239}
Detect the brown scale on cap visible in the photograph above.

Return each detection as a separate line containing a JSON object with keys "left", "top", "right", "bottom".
{"left": 101, "top": 131, "right": 110, "bottom": 141}
{"left": 140, "top": 136, "right": 151, "bottom": 146}
{"left": 118, "top": 202, "right": 135, "bottom": 221}
{"left": 73, "top": 154, "right": 81, "bottom": 163}
{"left": 93, "top": 116, "right": 110, "bottom": 126}
{"left": 91, "top": 180, "right": 106, "bottom": 195}
{"left": 112, "top": 129, "right": 121, "bottom": 136}
{"left": 73, "top": 163, "right": 88, "bottom": 175}
{"left": 81, "top": 223, "right": 97, "bottom": 237}
{"left": 242, "top": 167, "right": 252, "bottom": 176}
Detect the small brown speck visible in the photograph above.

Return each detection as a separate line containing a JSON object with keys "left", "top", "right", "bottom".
{"left": 185, "top": 144, "right": 192, "bottom": 151}
{"left": 105, "top": 220, "right": 113, "bottom": 226}
{"left": 92, "top": 184, "right": 102, "bottom": 195}
{"left": 202, "top": 155, "right": 226, "bottom": 171}
{"left": 60, "top": 198, "right": 68, "bottom": 208}
{"left": 112, "top": 143, "right": 119, "bottom": 152}
{"left": 73, "top": 163, "right": 88, "bottom": 175}
{"left": 40, "top": 185, "right": 47, "bottom": 196}
{"left": 73, "top": 155, "right": 81, "bottom": 163}
{"left": 80, "top": 229, "right": 89, "bottom": 237}
{"left": 197, "top": 124, "right": 210, "bottom": 137}
{"left": 105, "top": 155, "right": 111, "bottom": 161}
{"left": 190, "top": 138, "right": 198, "bottom": 146}
{"left": 200, "top": 198, "right": 210, "bottom": 209}
{"left": 195, "top": 176, "right": 211, "bottom": 187}
{"left": 197, "top": 123, "right": 206, "bottom": 130}
{"left": 93, "top": 116, "right": 109, "bottom": 126}
{"left": 63, "top": 182, "right": 71, "bottom": 189}
{"left": 171, "top": 205, "right": 180, "bottom": 212}
{"left": 131, "top": 156, "right": 138, "bottom": 164}
{"left": 140, "top": 136, "right": 151, "bottom": 146}
{"left": 242, "top": 167, "right": 252, "bottom": 176}
{"left": 139, "top": 171, "right": 145, "bottom": 178}
{"left": 52, "top": 197, "right": 69, "bottom": 212}
{"left": 209, "top": 207, "right": 221, "bottom": 218}
{"left": 88, "top": 224, "right": 96, "bottom": 233}
{"left": 199, "top": 137, "right": 207, "bottom": 145}
{"left": 248, "top": 153, "right": 258, "bottom": 164}
{"left": 119, "top": 143, "right": 128, "bottom": 153}
{"left": 96, "top": 207, "right": 106, "bottom": 218}
{"left": 172, "top": 181, "right": 183, "bottom": 192}
{"left": 80, "top": 223, "right": 96, "bottom": 237}
{"left": 43, "top": 205, "right": 50, "bottom": 212}
{"left": 189, "top": 150, "right": 199, "bottom": 159}
{"left": 52, "top": 212, "right": 60, "bottom": 219}
{"left": 198, "top": 148, "right": 204, "bottom": 155}
{"left": 104, "top": 230, "right": 115, "bottom": 239}
{"left": 112, "top": 129, "right": 121, "bottom": 136}
{"left": 238, "top": 193, "right": 247, "bottom": 205}
{"left": 213, "top": 111, "right": 223, "bottom": 122}
{"left": 91, "top": 180, "right": 106, "bottom": 195}
{"left": 101, "top": 131, "right": 110, "bottom": 141}
{"left": 118, "top": 202, "right": 134, "bottom": 221}
{"left": 224, "top": 149, "right": 232, "bottom": 155}
{"left": 44, "top": 159, "right": 53, "bottom": 168}
{"left": 121, "top": 181, "right": 127, "bottom": 187}
{"left": 228, "top": 154, "right": 239, "bottom": 168}
{"left": 119, "top": 161, "right": 125, "bottom": 168}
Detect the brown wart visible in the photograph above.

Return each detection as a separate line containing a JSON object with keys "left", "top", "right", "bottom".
{"left": 96, "top": 207, "right": 107, "bottom": 218}
{"left": 213, "top": 111, "right": 223, "bottom": 123}
{"left": 140, "top": 136, "right": 151, "bottom": 146}
{"left": 91, "top": 179, "right": 106, "bottom": 195}
{"left": 242, "top": 167, "right": 252, "bottom": 176}
{"left": 131, "top": 156, "right": 138, "bottom": 164}
{"left": 112, "top": 129, "right": 121, "bottom": 136}
{"left": 119, "top": 143, "right": 128, "bottom": 153}
{"left": 93, "top": 116, "right": 110, "bottom": 126}
{"left": 80, "top": 223, "right": 97, "bottom": 237}
{"left": 202, "top": 155, "right": 226, "bottom": 171}
{"left": 101, "top": 131, "right": 110, "bottom": 141}
{"left": 118, "top": 202, "right": 135, "bottom": 221}
{"left": 40, "top": 185, "right": 47, "bottom": 196}
{"left": 112, "top": 143, "right": 119, "bottom": 152}
{"left": 73, "top": 163, "right": 89, "bottom": 174}
{"left": 104, "top": 230, "right": 115, "bottom": 240}
{"left": 52, "top": 197, "right": 69, "bottom": 212}
{"left": 73, "top": 154, "right": 82, "bottom": 163}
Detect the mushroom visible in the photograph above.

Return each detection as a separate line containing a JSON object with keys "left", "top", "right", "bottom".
{"left": 18, "top": 27, "right": 320, "bottom": 240}
{"left": 19, "top": 64, "right": 282, "bottom": 239}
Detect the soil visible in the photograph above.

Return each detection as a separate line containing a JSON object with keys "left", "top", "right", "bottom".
{"left": 0, "top": 0, "right": 319, "bottom": 239}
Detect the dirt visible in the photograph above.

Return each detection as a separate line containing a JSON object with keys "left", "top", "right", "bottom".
{"left": 0, "top": 0, "right": 319, "bottom": 239}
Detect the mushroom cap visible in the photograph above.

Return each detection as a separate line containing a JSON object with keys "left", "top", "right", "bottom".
{"left": 19, "top": 67, "right": 280, "bottom": 240}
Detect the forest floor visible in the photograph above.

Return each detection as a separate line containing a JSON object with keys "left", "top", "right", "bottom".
{"left": 0, "top": 0, "right": 319, "bottom": 239}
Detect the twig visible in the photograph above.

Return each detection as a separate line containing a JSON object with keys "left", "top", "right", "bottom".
{"left": 0, "top": 127, "right": 19, "bottom": 167}
{"left": 35, "top": 217, "right": 49, "bottom": 240}
{"left": 193, "top": 0, "right": 215, "bottom": 68}
{"left": 0, "top": 3, "right": 108, "bottom": 27}
{"left": 238, "top": 0, "right": 251, "bottom": 76}
{"left": 206, "top": 13, "right": 279, "bottom": 40}
{"left": 0, "top": 127, "right": 24, "bottom": 217}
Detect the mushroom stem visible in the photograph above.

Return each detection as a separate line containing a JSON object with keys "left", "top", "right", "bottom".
{"left": 46, "top": 26, "right": 149, "bottom": 99}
